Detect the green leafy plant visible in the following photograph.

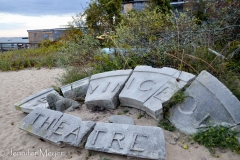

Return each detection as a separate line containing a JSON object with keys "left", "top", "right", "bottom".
{"left": 123, "top": 109, "right": 129, "bottom": 114}
{"left": 137, "top": 113, "right": 145, "bottom": 119}
{"left": 192, "top": 126, "right": 240, "bottom": 155}
{"left": 158, "top": 119, "right": 175, "bottom": 132}
{"left": 57, "top": 67, "right": 89, "bottom": 85}
{"left": 163, "top": 90, "right": 186, "bottom": 118}
{"left": 99, "top": 155, "right": 110, "bottom": 160}
{"left": 0, "top": 41, "right": 60, "bottom": 71}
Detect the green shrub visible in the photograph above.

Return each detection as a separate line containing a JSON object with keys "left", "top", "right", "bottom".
{"left": 158, "top": 119, "right": 175, "bottom": 132}
{"left": 192, "top": 126, "right": 240, "bottom": 154}
{"left": 0, "top": 43, "right": 60, "bottom": 71}
{"left": 57, "top": 67, "right": 89, "bottom": 85}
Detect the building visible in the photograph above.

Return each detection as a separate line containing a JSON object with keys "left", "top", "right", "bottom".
{"left": 122, "top": 0, "right": 186, "bottom": 13}
{"left": 27, "top": 28, "right": 66, "bottom": 43}
{"left": 122, "top": 0, "right": 148, "bottom": 13}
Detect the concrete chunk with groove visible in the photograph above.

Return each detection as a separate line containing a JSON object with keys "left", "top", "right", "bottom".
{"left": 14, "top": 88, "right": 60, "bottom": 113}
{"left": 19, "top": 107, "right": 95, "bottom": 147}
{"left": 85, "top": 122, "right": 166, "bottom": 160}
{"left": 119, "top": 66, "right": 195, "bottom": 120}
{"left": 169, "top": 70, "right": 240, "bottom": 135}
{"left": 85, "top": 69, "right": 133, "bottom": 109}
{"left": 60, "top": 77, "right": 89, "bottom": 99}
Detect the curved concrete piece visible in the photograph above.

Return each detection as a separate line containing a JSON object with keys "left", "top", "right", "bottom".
{"left": 14, "top": 88, "right": 60, "bottom": 113}
{"left": 85, "top": 69, "right": 133, "bottom": 109}
{"left": 19, "top": 107, "right": 95, "bottom": 147}
{"left": 169, "top": 70, "right": 240, "bottom": 134}
{"left": 119, "top": 66, "right": 195, "bottom": 120}
{"left": 60, "top": 77, "right": 89, "bottom": 99}
{"left": 85, "top": 122, "right": 166, "bottom": 160}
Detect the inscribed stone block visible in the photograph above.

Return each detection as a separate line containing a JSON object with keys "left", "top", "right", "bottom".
{"left": 85, "top": 70, "right": 133, "bottom": 109}
{"left": 14, "top": 88, "right": 59, "bottom": 113}
{"left": 60, "top": 77, "right": 89, "bottom": 99}
{"left": 119, "top": 66, "right": 195, "bottom": 120}
{"left": 169, "top": 70, "right": 240, "bottom": 134}
{"left": 85, "top": 122, "right": 166, "bottom": 160}
{"left": 19, "top": 107, "right": 95, "bottom": 147}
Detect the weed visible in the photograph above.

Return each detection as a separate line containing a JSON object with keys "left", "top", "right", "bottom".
{"left": 99, "top": 155, "right": 110, "bottom": 160}
{"left": 192, "top": 125, "right": 240, "bottom": 155}
{"left": 137, "top": 113, "right": 144, "bottom": 119}
{"left": 123, "top": 109, "right": 129, "bottom": 114}
{"left": 85, "top": 151, "right": 92, "bottom": 160}
{"left": 163, "top": 90, "right": 186, "bottom": 118}
{"left": 158, "top": 119, "right": 175, "bottom": 132}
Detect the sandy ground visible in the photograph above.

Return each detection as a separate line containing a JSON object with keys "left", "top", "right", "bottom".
{"left": 0, "top": 68, "right": 239, "bottom": 160}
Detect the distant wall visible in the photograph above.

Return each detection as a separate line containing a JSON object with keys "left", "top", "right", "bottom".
{"left": 27, "top": 29, "right": 66, "bottom": 43}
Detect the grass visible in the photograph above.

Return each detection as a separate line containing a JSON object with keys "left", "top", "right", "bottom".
{"left": 0, "top": 45, "right": 59, "bottom": 71}
{"left": 192, "top": 125, "right": 240, "bottom": 155}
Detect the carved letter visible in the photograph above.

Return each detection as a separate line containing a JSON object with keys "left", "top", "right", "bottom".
{"left": 91, "top": 130, "right": 106, "bottom": 145}
{"left": 102, "top": 82, "right": 111, "bottom": 92}
{"left": 64, "top": 126, "right": 80, "bottom": 141}
{"left": 127, "top": 78, "right": 135, "bottom": 89}
{"left": 130, "top": 133, "right": 148, "bottom": 152}
{"left": 40, "top": 117, "right": 56, "bottom": 130}
{"left": 89, "top": 85, "right": 99, "bottom": 94}
{"left": 177, "top": 96, "right": 197, "bottom": 114}
{"left": 38, "top": 97, "right": 47, "bottom": 103}
{"left": 31, "top": 113, "right": 44, "bottom": 124}
{"left": 53, "top": 121, "right": 69, "bottom": 136}
{"left": 138, "top": 80, "right": 155, "bottom": 91}
{"left": 108, "top": 132, "right": 125, "bottom": 149}
{"left": 112, "top": 83, "right": 120, "bottom": 92}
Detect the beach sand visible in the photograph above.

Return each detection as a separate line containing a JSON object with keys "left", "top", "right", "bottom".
{"left": 0, "top": 68, "right": 239, "bottom": 160}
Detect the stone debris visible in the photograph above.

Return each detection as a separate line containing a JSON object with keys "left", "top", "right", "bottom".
{"left": 169, "top": 70, "right": 240, "bottom": 134}
{"left": 85, "top": 69, "right": 133, "bottom": 110}
{"left": 46, "top": 93, "right": 80, "bottom": 112}
{"left": 109, "top": 115, "right": 135, "bottom": 125}
{"left": 14, "top": 88, "right": 60, "bottom": 113}
{"left": 119, "top": 66, "right": 195, "bottom": 120}
{"left": 85, "top": 122, "right": 166, "bottom": 160}
{"left": 60, "top": 77, "right": 89, "bottom": 99}
{"left": 19, "top": 107, "right": 95, "bottom": 147}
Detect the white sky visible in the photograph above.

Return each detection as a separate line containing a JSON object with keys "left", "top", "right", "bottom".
{"left": 0, "top": 13, "right": 73, "bottom": 37}
{"left": 0, "top": 0, "right": 89, "bottom": 37}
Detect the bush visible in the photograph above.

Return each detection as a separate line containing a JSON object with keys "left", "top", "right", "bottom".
{"left": 0, "top": 45, "right": 59, "bottom": 71}
{"left": 192, "top": 126, "right": 240, "bottom": 154}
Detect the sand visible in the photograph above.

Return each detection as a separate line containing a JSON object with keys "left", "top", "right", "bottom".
{"left": 0, "top": 68, "right": 239, "bottom": 160}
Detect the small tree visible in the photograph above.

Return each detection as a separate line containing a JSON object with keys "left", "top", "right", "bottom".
{"left": 84, "top": 0, "right": 123, "bottom": 33}
{"left": 149, "top": 0, "right": 172, "bottom": 14}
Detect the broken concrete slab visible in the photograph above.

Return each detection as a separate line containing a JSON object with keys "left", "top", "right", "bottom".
{"left": 19, "top": 107, "right": 95, "bottom": 147}
{"left": 85, "top": 122, "right": 166, "bottom": 160}
{"left": 85, "top": 69, "right": 133, "bottom": 110}
{"left": 46, "top": 93, "right": 80, "bottom": 112}
{"left": 119, "top": 66, "right": 195, "bottom": 120}
{"left": 60, "top": 77, "right": 89, "bottom": 99}
{"left": 169, "top": 70, "right": 240, "bottom": 135}
{"left": 14, "top": 88, "right": 60, "bottom": 113}
{"left": 109, "top": 115, "right": 135, "bottom": 125}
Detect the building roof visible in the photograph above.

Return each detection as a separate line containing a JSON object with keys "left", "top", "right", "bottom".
{"left": 27, "top": 28, "right": 67, "bottom": 32}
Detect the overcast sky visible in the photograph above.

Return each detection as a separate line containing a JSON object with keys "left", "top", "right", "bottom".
{"left": 0, "top": 0, "right": 90, "bottom": 37}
